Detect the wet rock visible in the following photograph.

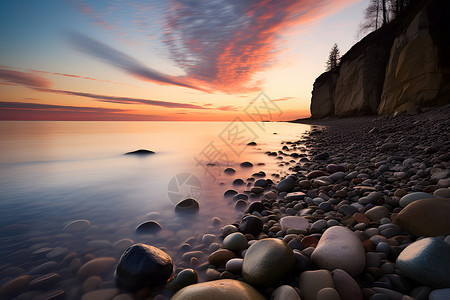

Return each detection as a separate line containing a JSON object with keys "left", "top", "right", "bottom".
{"left": 115, "top": 244, "right": 173, "bottom": 291}
{"left": 311, "top": 226, "right": 366, "bottom": 276}
{"left": 317, "top": 287, "right": 341, "bottom": 300}
{"left": 136, "top": 221, "right": 162, "bottom": 234}
{"left": 171, "top": 279, "right": 265, "bottom": 300}
{"left": 63, "top": 219, "right": 90, "bottom": 233}
{"left": 0, "top": 275, "right": 32, "bottom": 297}
{"left": 240, "top": 161, "right": 253, "bottom": 168}
{"left": 242, "top": 238, "right": 295, "bottom": 287}
{"left": 175, "top": 198, "right": 199, "bottom": 214}
{"left": 225, "top": 258, "right": 243, "bottom": 273}
{"left": 77, "top": 257, "right": 116, "bottom": 280}
{"left": 239, "top": 215, "right": 263, "bottom": 236}
{"left": 222, "top": 232, "right": 248, "bottom": 252}
{"left": 81, "top": 288, "right": 119, "bottom": 300}
{"left": 364, "top": 206, "right": 390, "bottom": 222}
{"left": 224, "top": 168, "right": 236, "bottom": 174}
{"left": 277, "top": 178, "right": 296, "bottom": 192}
{"left": 208, "top": 249, "right": 236, "bottom": 266}
{"left": 165, "top": 268, "right": 198, "bottom": 294}
{"left": 125, "top": 149, "right": 154, "bottom": 155}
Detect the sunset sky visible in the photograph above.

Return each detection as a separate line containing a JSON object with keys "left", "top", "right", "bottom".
{"left": 0, "top": 0, "right": 367, "bottom": 121}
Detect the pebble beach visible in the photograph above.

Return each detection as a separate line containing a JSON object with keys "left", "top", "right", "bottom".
{"left": 1, "top": 105, "right": 450, "bottom": 300}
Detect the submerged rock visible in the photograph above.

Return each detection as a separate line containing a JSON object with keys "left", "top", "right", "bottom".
{"left": 175, "top": 198, "right": 199, "bottom": 214}
{"left": 135, "top": 221, "right": 162, "bottom": 234}
{"left": 115, "top": 244, "right": 173, "bottom": 291}
{"left": 124, "top": 149, "right": 155, "bottom": 155}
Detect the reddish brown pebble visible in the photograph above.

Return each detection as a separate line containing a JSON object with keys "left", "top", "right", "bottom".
{"left": 353, "top": 213, "right": 371, "bottom": 225}
{"left": 301, "top": 236, "right": 319, "bottom": 248}
{"left": 363, "top": 239, "right": 376, "bottom": 253}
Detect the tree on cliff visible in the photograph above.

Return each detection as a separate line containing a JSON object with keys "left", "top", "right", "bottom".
{"left": 326, "top": 43, "right": 340, "bottom": 71}
{"left": 358, "top": 0, "right": 416, "bottom": 38}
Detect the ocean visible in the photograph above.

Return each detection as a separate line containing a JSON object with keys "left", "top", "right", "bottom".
{"left": 0, "top": 120, "right": 310, "bottom": 295}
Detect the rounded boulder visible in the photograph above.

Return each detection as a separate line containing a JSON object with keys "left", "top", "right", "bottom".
{"left": 242, "top": 238, "right": 294, "bottom": 287}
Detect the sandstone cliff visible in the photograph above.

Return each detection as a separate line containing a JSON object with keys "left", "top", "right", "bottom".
{"left": 310, "top": 0, "right": 450, "bottom": 118}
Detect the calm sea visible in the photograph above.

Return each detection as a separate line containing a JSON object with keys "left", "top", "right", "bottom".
{"left": 0, "top": 120, "right": 310, "bottom": 294}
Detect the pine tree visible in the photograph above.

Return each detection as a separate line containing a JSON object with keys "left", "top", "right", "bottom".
{"left": 326, "top": 43, "right": 340, "bottom": 71}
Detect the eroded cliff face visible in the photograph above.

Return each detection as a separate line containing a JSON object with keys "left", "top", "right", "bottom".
{"left": 378, "top": 1, "right": 450, "bottom": 114}
{"left": 310, "top": 0, "right": 450, "bottom": 118}
{"left": 310, "top": 71, "right": 338, "bottom": 118}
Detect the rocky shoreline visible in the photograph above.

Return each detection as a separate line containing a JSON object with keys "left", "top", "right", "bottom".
{"left": 1, "top": 105, "right": 449, "bottom": 299}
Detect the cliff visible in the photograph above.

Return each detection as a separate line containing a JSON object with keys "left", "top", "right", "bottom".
{"left": 310, "top": 0, "right": 450, "bottom": 118}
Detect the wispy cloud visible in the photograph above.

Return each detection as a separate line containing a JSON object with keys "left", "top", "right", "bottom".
{"left": 0, "top": 101, "right": 165, "bottom": 121}
{"left": 0, "top": 69, "right": 51, "bottom": 88}
{"left": 0, "top": 101, "right": 122, "bottom": 113}
{"left": 31, "top": 70, "right": 136, "bottom": 87}
{"left": 0, "top": 67, "right": 209, "bottom": 110}
{"left": 67, "top": 31, "right": 208, "bottom": 92}
{"left": 273, "top": 96, "right": 296, "bottom": 102}
{"left": 38, "top": 88, "right": 209, "bottom": 110}
{"left": 163, "top": 0, "right": 358, "bottom": 93}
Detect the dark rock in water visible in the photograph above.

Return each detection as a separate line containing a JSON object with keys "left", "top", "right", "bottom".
{"left": 239, "top": 215, "right": 263, "bottom": 236}
{"left": 240, "top": 161, "right": 253, "bottom": 168}
{"left": 175, "top": 198, "right": 199, "bottom": 214}
{"left": 115, "top": 243, "right": 173, "bottom": 291}
{"left": 136, "top": 221, "right": 162, "bottom": 234}
{"left": 233, "top": 179, "right": 245, "bottom": 186}
{"left": 165, "top": 268, "right": 198, "bottom": 294}
{"left": 247, "top": 202, "right": 265, "bottom": 214}
{"left": 224, "top": 168, "right": 236, "bottom": 174}
{"left": 313, "top": 152, "right": 330, "bottom": 160}
{"left": 224, "top": 189, "right": 238, "bottom": 198}
{"left": 233, "top": 193, "right": 248, "bottom": 201}
{"left": 276, "top": 178, "right": 295, "bottom": 192}
{"left": 125, "top": 149, "right": 155, "bottom": 155}
{"left": 247, "top": 142, "right": 257, "bottom": 146}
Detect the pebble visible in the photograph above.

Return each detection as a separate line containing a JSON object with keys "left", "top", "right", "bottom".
{"left": 113, "top": 239, "right": 134, "bottom": 251}
{"left": 399, "top": 192, "right": 434, "bottom": 207}
{"left": 63, "top": 219, "right": 90, "bottom": 232}
{"left": 397, "top": 236, "right": 450, "bottom": 288}
{"left": 225, "top": 258, "right": 243, "bottom": 273}
{"left": 311, "top": 226, "right": 366, "bottom": 276}
{"left": 80, "top": 288, "right": 119, "bottom": 300}
{"left": 276, "top": 178, "right": 296, "bottom": 192}
{"left": 332, "top": 269, "right": 363, "bottom": 300}
{"left": 279, "top": 216, "right": 310, "bottom": 233}
{"left": 242, "top": 238, "right": 294, "bottom": 287}
{"left": 82, "top": 276, "right": 102, "bottom": 292}
{"left": 239, "top": 215, "right": 263, "bottom": 236}
{"left": 165, "top": 268, "right": 198, "bottom": 294}
{"left": 316, "top": 287, "right": 341, "bottom": 300}
{"left": 77, "top": 257, "right": 117, "bottom": 280}
{"left": 434, "top": 188, "right": 450, "bottom": 198}
{"left": 175, "top": 198, "right": 199, "bottom": 214}
{"left": 224, "top": 168, "right": 236, "bottom": 174}
{"left": 271, "top": 285, "right": 301, "bottom": 300}
{"left": 208, "top": 249, "right": 236, "bottom": 266}
{"left": 240, "top": 161, "right": 253, "bottom": 168}
{"left": 201, "top": 234, "right": 216, "bottom": 245}
{"left": 365, "top": 206, "right": 390, "bottom": 222}
{"left": 298, "top": 270, "right": 335, "bottom": 300}
{"left": 221, "top": 225, "right": 238, "bottom": 236}
{"left": 136, "top": 221, "right": 162, "bottom": 234}
{"left": 115, "top": 244, "right": 173, "bottom": 291}
{"left": 171, "top": 279, "right": 265, "bottom": 300}
{"left": 0, "top": 275, "right": 32, "bottom": 297}
{"left": 395, "top": 198, "right": 450, "bottom": 237}
{"left": 222, "top": 232, "right": 248, "bottom": 252}
{"left": 429, "top": 288, "right": 450, "bottom": 300}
